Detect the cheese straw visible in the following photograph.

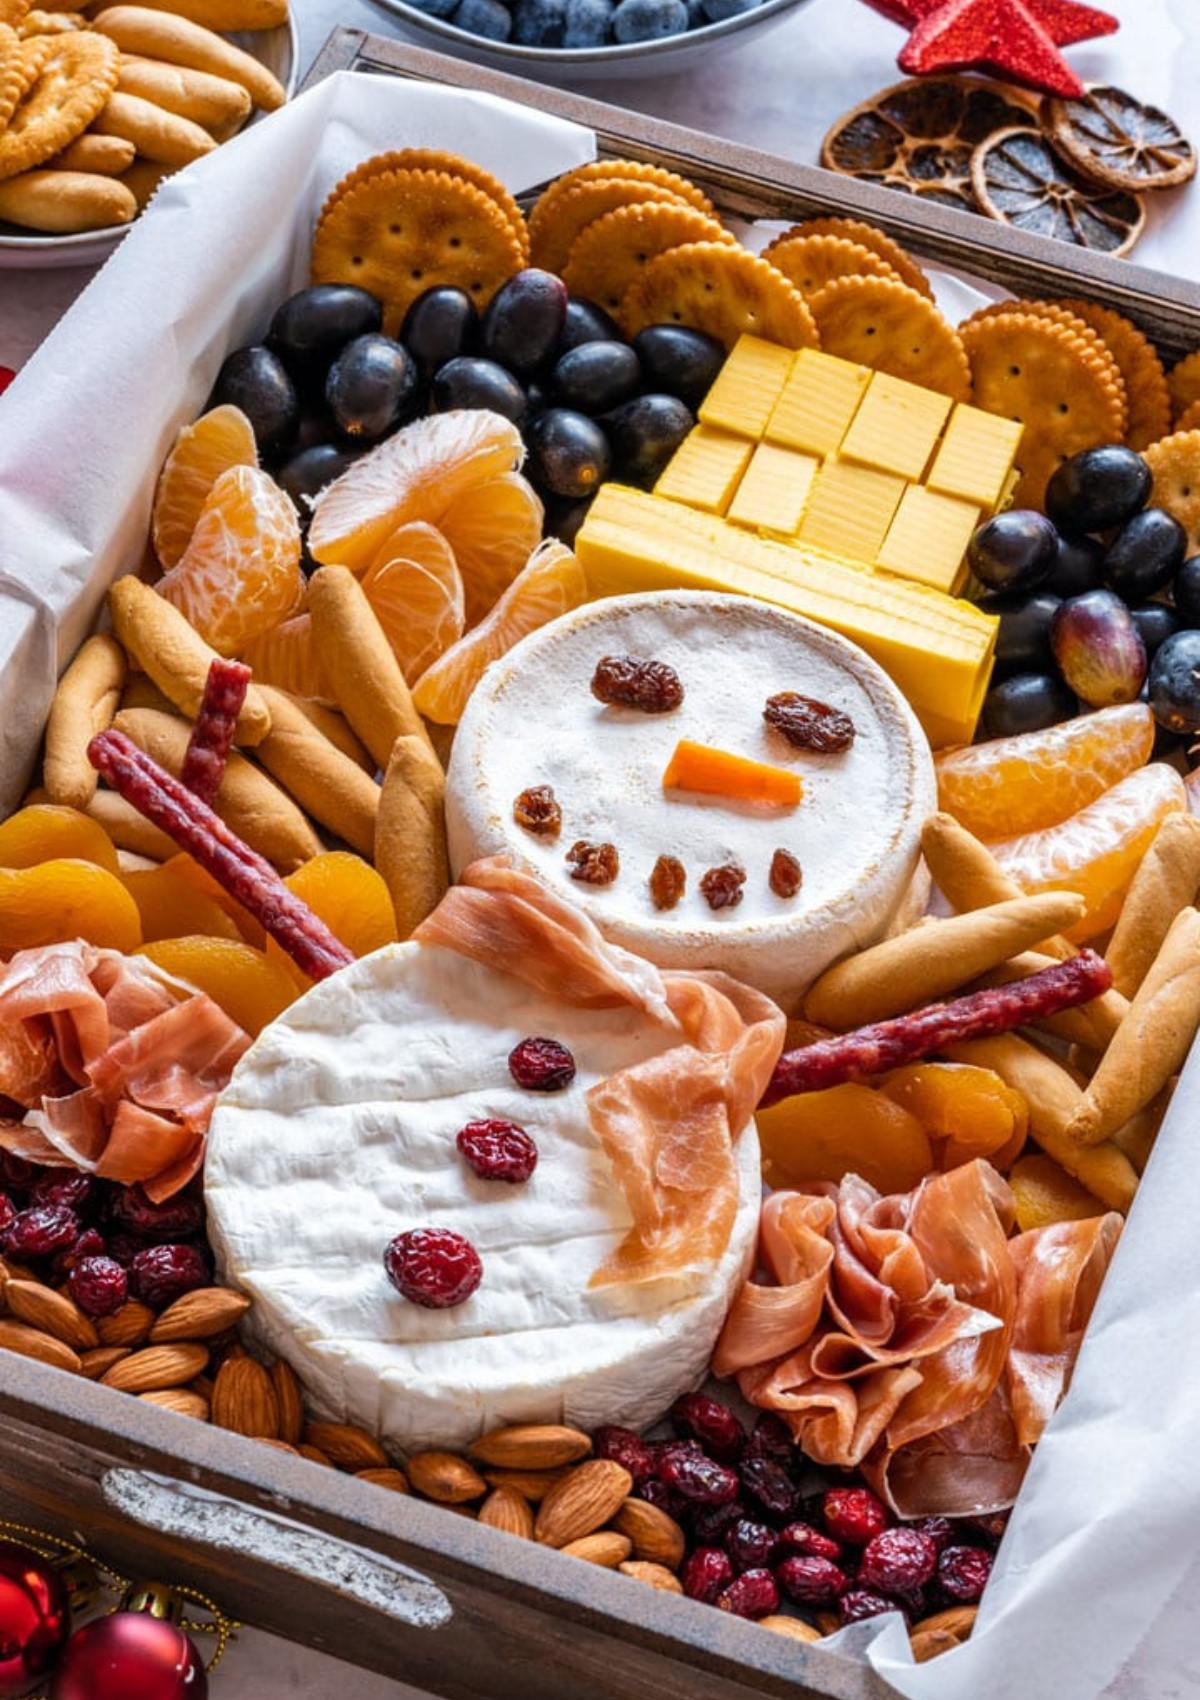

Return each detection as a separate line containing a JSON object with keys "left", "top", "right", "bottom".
{"left": 803, "top": 891, "right": 1086, "bottom": 1028}
{"left": 1105, "top": 813, "right": 1200, "bottom": 998}
{"left": 307, "top": 566, "right": 432, "bottom": 770}
{"left": 920, "top": 812, "right": 1073, "bottom": 958}
{"left": 1067, "top": 907, "right": 1200, "bottom": 1147}
{"left": 376, "top": 734, "right": 449, "bottom": 938}
{"left": 944, "top": 1033, "right": 1137, "bottom": 1213}
{"left": 977, "top": 950, "right": 1129, "bottom": 1051}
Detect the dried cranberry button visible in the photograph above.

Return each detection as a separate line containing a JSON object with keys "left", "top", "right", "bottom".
{"left": 109, "top": 1183, "right": 204, "bottom": 1244}
{"left": 690, "top": 1499, "right": 745, "bottom": 1545}
{"left": 130, "top": 1243, "right": 209, "bottom": 1309}
{"left": 738, "top": 1455, "right": 799, "bottom": 1521}
{"left": 30, "top": 1173, "right": 95, "bottom": 1216}
{"left": 822, "top": 1485, "right": 889, "bottom": 1547}
{"left": 658, "top": 1450, "right": 740, "bottom": 1507}
{"left": 937, "top": 1544, "right": 993, "bottom": 1603}
{"left": 385, "top": 1227, "right": 483, "bottom": 1309}
{"left": 69, "top": 1256, "right": 129, "bottom": 1318}
{"left": 507, "top": 1036, "right": 576, "bottom": 1092}
{"left": 670, "top": 1392, "right": 746, "bottom": 1463}
{"left": 3, "top": 1204, "right": 80, "bottom": 1261}
{"left": 456, "top": 1119, "right": 538, "bottom": 1184}
{"left": 912, "top": 1515, "right": 955, "bottom": 1553}
{"left": 681, "top": 1547, "right": 733, "bottom": 1605}
{"left": 776, "top": 1554, "right": 848, "bottom": 1604}
{"left": 715, "top": 1568, "right": 778, "bottom": 1620}
{"left": 0, "top": 1194, "right": 15, "bottom": 1238}
{"left": 858, "top": 1527, "right": 938, "bottom": 1593}
{"left": 777, "top": 1522, "right": 843, "bottom": 1563}
{"left": 592, "top": 1425, "right": 655, "bottom": 1484}
{"left": 745, "top": 1411, "right": 793, "bottom": 1463}
{"left": 724, "top": 1518, "right": 778, "bottom": 1573}
{"left": 840, "top": 1586, "right": 904, "bottom": 1625}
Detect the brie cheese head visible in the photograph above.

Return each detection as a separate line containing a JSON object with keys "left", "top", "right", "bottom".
{"left": 447, "top": 590, "right": 936, "bottom": 1009}
{"left": 205, "top": 939, "right": 760, "bottom": 1455}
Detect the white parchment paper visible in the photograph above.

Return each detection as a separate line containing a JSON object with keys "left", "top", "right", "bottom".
{"left": 0, "top": 67, "right": 1193, "bottom": 1700}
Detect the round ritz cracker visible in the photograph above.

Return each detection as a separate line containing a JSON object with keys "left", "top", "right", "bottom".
{"left": 1167, "top": 349, "right": 1200, "bottom": 426}
{"left": 0, "top": 29, "right": 48, "bottom": 133}
{"left": 550, "top": 158, "right": 715, "bottom": 218}
{"left": 1054, "top": 298, "right": 1169, "bottom": 451}
{"left": 620, "top": 242, "right": 820, "bottom": 352}
{"left": 0, "top": 31, "right": 119, "bottom": 180}
{"left": 561, "top": 199, "right": 733, "bottom": 318}
{"left": 761, "top": 232, "right": 902, "bottom": 299}
{"left": 529, "top": 177, "right": 696, "bottom": 277}
{"left": 782, "top": 215, "right": 933, "bottom": 300}
{"left": 1143, "top": 431, "right": 1200, "bottom": 555}
{"left": 961, "top": 310, "right": 1128, "bottom": 510}
{"left": 0, "top": 0, "right": 30, "bottom": 27}
{"left": 807, "top": 274, "right": 971, "bottom": 402}
{"left": 324, "top": 148, "right": 529, "bottom": 261}
{"left": 1176, "top": 399, "right": 1200, "bottom": 434}
{"left": 960, "top": 299, "right": 1129, "bottom": 437}
{"left": 312, "top": 165, "right": 526, "bottom": 339}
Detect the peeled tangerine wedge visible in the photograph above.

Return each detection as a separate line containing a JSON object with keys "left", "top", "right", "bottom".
{"left": 0, "top": 860, "right": 142, "bottom": 954}
{"left": 360, "top": 520, "right": 465, "bottom": 682}
{"left": 882, "top": 1062, "right": 1028, "bottom": 1171}
{"left": 438, "top": 471, "right": 545, "bottom": 628}
{"left": 139, "top": 937, "right": 298, "bottom": 1038}
{"left": 122, "top": 865, "right": 242, "bottom": 944}
{"left": 0, "top": 804, "right": 118, "bottom": 875}
{"left": 757, "top": 1083, "right": 934, "bottom": 1196}
{"left": 266, "top": 852, "right": 398, "bottom": 986}
{"left": 988, "top": 761, "right": 1187, "bottom": 939}
{"left": 1009, "top": 1153, "right": 1107, "bottom": 1233}
{"left": 152, "top": 404, "right": 258, "bottom": 570}
{"left": 935, "top": 702, "right": 1155, "bottom": 841}
{"left": 239, "top": 613, "right": 327, "bottom": 700}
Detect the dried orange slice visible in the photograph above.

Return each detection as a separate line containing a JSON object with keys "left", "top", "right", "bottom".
{"left": 266, "top": 851, "right": 398, "bottom": 987}
{"left": 157, "top": 465, "right": 303, "bottom": 656}
{"left": 1044, "top": 86, "right": 1196, "bottom": 194}
{"left": 152, "top": 403, "right": 258, "bottom": 569}
{"left": 360, "top": 520, "right": 465, "bottom": 682}
{"left": 971, "top": 127, "right": 1145, "bottom": 255}
{"left": 412, "top": 539, "right": 587, "bottom": 726}
{"left": 935, "top": 703, "right": 1155, "bottom": 841}
{"left": 239, "top": 612, "right": 327, "bottom": 700}
{"left": 307, "top": 409, "right": 524, "bottom": 575}
{"left": 439, "top": 471, "right": 544, "bottom": 628}
{"left": 988, "top": 761, "right": 1186, "bottom": 940}
{"left": 139, "top": 936, "right": 297, "bottom": 1038}
{"left": 0, "top": 802, "right": 119, "bottom": 874}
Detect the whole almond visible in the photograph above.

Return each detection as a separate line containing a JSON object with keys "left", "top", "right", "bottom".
{"left": 482, "top": 1467, "right": 570, "bottom": 1503}
{"left": 407, "top": 1451, "right": 487, "bottom": 1504}
{"left": 270, "top": 1358, "right": 304, "bottom": 1445}
{"left": 561, "top": 1532, "right": 632, "bottom": 1568}
{"left": 478, "top": 1486, "right": 535, "bottom": 1538}
{"left": 149, "top": 1287, "right": 251, "bottom": 1343}
{"left": 259, "top": 1439, "right": 300, "bottom": 1455}
{"left": 535, "top": 1460, "right": 632, "bottom": 1548}
{"left": 79, "top": 1346, "right": 133, "bottom": 1380}
{"left": 303, "top": 1422, "right": 388, "bottom": 1471}
{"left": 0, "top": 1319, "right": 81, "bottom": 1374}
{"left": 140, "top": 1388, "right": 210, "bottom": 1421}
{"left": 614, "top": 1498, "right": 686, "bottom": 1569}
{"left": 910, "top": 1606, "right": 977, "bottom": 1663}
{"left": 760, "top": 1615, "right": 821, "bottom": 1643}
{"left": 97, "top": 1300, "right": 154, "bottom": 1347}
{"left": 4, "top": 1280, "right": 99, "bottom": 1350}
{"left": 298, "top": 1444, "right": 333, "bottom": 1466}
{"left": 468, "top": 1424, "right": 592, "bottom": 1470}
{"left": 211, "top": 1357, "right": 280, "bottom": 1438}
{"left": 102, "top": 1342, "right": 209, "bottom": 1393}
{"left": 620, "top": 1561, "right": 684, "bottom": 1593}
{"left": 356, "top": 1468, "right": 410, "bottom": 1494}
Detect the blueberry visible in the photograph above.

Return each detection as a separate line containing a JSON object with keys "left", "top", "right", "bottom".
{"left": 612, "top": 0, "right": 687, "bottom": 36}
{"left": 512, "top": 0, "right": 565, "bottom": 41}
{"left": 1174, "top": 556, "right": 1200, "bottom": 626}
{"left": 1130, "top": 603, "right": 1180, "bottom": 661}
{"left": 982, "top": 673, "right": 1076, "bottom": 738}
{"left": 405, "top": 0, "right": 458, "bottom": 14}
{"left": 1046, "top": 532, "right": 1103, "bottom": 598}
{"left": 563, "top": 0, "right": 612, "bottom": 42}
{"left": 560, "top": 298, "right": 622, "bottom": 353}
{"left": 1148, "top": 630, "right": 1200, "bottom": 734}
{"left": 1102, "top": 508, "right": 1187, "bottom": 602}
{"left": 453, "top": 0, "right": 513, "bottom": 33}
{"left": 701, "top": 0, "right": 760, "bottom": 19}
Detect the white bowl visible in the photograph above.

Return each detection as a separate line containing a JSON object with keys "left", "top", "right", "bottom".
{"left": 0, "top": 11, "right": 299, "bottom": 270}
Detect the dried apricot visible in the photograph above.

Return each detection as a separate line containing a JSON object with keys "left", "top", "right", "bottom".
{"left": 0, "top": 803, "right": 119, "bottom": 874}
{"left": 0, "top": 859, "right": 142, "bottom": 954}
{"left": 1009, "top": 1153, "right": 1107, "bottom": 1232}
{"left": 757, "top": 1082, "right": 934, "bottom": 1194}
{"left": 138, "top": 936, "right": 297, "bottom": 1037}
{"left": 881, "top": 1062, "right": 1028, "bottom": 1171}
{"left": 266, "top": 852, "right": 398, "bottom": 984}
{"left": 122, "top": 865, "right": 242, "bottom": 943}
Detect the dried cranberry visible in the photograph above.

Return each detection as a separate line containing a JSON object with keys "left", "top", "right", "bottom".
{"left": 0, "top": 1153, "right": 34, "bottom": 1193}
{"left": 764, "top": 691, "right": 856, "bottom": 753}
{"left": 912, "top": 1516, "right": 955, "bottom": 1553}
{"left": 30, "top": 1173, "right": 96, "bottom": 1217}
{"left": 859, "top": 1527, "right": 937, "bottom": 1593}
{"left": 937, "top": 1545, "right": 993, "bottom": 1604}
{"left": 725, "top": 1518, "right": 778, "bottom": 1573}
{"left": 840, "top": 1586, "right": 904, "bottom": 1625}
{"left": 670, "top": 1392, "right": 746, "bottom": 1463}
{"left": 776, "top": 1554, "right": 848, "bottom": 1604}
{"left": 3, "top": 1204, "right": 79, "bottom": 1261}
{"left": 456, "top": 1119, "right": 538, "bottom": 1184}
{"left": 777, "top": 1522, "right": 843, "bottom": 1563}
{"left": 681, "top": 1547, "right": 733, "bottom": 1604}
{"left": 104, "top": 1233, "right": 143, "bottom": 1268}
{"left": 52, "top": 1227, "right": 107, "bottom": 1281}
{"left": 739, "top": 1455, "right": 800, "bottom": 1522}
{"left": 769, "top": 848, "right": 803, "bottom": 899}
{"left": 745, "top": 1412, "right": 793, "bottom": 1463}
{"left": 969, "top": 1512, "right": 1009, "bottom": 1545}
{"left": 0, "top": 1193, "right": 15, "bottom": 1238}
{"left": 513, "top": 784, "right": 562, "bottom": 839}
{"left": 648, "top": 854, "right": 685, "bottom": 912}
{"left": 660, "top": 1450, "right": 740, "bottom": 1507}
{"left": 566, "top": 840, "right": 619, "bottom": 886}
{"left": 508, "top": 1036, "right": 575, "bottom": 1092}
{"left": 591, "top": 655, "right": 684, "bottom": 714}
{"left": 384, "top": 1227, "right": 482, "bottom": 1309}
{"left": 823, "top": 1486, "right": 889, "bottom": 1547}
{"left": 689, "top": 1498, "right": 746, "bottom": 1545}
{"left": 593, "top": 1426, "right": 656, "bottom": 1484}
{"left": 69, "top": 1256, "right": 129, "bottom": 1318}
{"left": 699, "top": 862, "right": 746, "bottom": 912}
{"left": 129, "top": 1243, "right": 209, "bottom": 1309}
{"left": 716, "top": 1568, "right": 779, "bottom": 1620}
{"left": 109, "top": 1184, "right": 204, "bottom": 1244}
{"left": 638, "top": 1477, "right": 686, "bottom": 1518}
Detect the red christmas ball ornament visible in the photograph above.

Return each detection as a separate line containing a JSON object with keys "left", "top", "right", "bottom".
{"left": 49, "top": 1611, "right": 208, "bottom": 1700}
{"left": 0, "top": 1539, "right": 71, "bottom": 1699}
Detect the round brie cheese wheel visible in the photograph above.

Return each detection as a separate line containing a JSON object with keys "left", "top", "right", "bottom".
{"left": 205, "top": 939, "right": 761, "bottom": 1455}
{"left": 447, "top": 591, "right": 936, "bottom": 1008}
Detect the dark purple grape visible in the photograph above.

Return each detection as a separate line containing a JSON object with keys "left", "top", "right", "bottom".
{"left": 1130, "top": 603, "right": 1179, "bottom": 661}
{"left": 325, "top": 335, "right": 419, "bottom": 441}
{"left": 277, "top": 443, "right": 362, "bottom": 516}
{"left": 1046, "top": 532, "right": 1104, "bottom": 598}
{"left": 526, "top": 408, "right": 610, "bottom": 498}
{"left": 631, "top": 325, "right": 725, "bottom": 409}
{"left": 525, "top": 379, "right": 550, "bottom": 420}
{"left": 982, "top": 672, "right": 1076, "bottom": 738}
{"left": 1174, "top": 556, "right": 1200, "bottom": 625}
{"left": 1045, "top": 445, "right": 1151, "bottom": 534}
{"left": 400, "top": 286, "right": 478, "bottom": 380}
{"left": 479, "top": 269, "right": 568, "bottom": 377}
{"left": 604, "top": 393, "right": 693, "bottom": 487}
{"left": 977, "top": 591, "right": 1061, "bottom": 677}
{"left": 967, "top": 510, "right": 1057, "bottom": 592}
{"left": 551, "top": 341, "right": 641, "bottom": 415}
{"left": 543, "top": 494, "right": 593, "bottom": 547}
{"left": 1051, "top": 589, "right": 1147, "bottom": 707}
{"left": 430, "top": 357, "right": 527, "bottom": 425}
{"left": 268, "top": 285, "right": 383, "bottom": 387}
{"left": 210, "top": 345, "right": 298, "bottom": 456}
{"left": 1148, "top": 630, "right": 1200, "bottom": 734}
{"left": 1102, "top": 508, "right": 1187, "bottom": 602}
{"left": 559, "top": 297, "right": 622, "bottom": 352}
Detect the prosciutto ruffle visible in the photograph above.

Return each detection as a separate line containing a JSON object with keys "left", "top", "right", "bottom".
{"left": 414, "top": 857, "right": 785, "bottom": 1287}
{"left": 715, "top": 1161, "right": 1122, "bottom": 1516}
{"left": 0, "top": 940, "right": 250, "bottom": 1199}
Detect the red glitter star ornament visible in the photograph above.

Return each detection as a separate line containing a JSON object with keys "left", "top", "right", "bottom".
{"left": 859, "top": 0, "right": 1119, "bottom": 97}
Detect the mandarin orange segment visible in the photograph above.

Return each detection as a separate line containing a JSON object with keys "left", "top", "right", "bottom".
{"left": 162, "top": 852, "right": 266, "bottom": 947}
{"left": 757, "top": 1082, "right": 934, "bottom": 1195}
{"left": 662, "top": 739, "right": 803, "bottom": 809}
{"left": 988, "top": 761, "right": 1186, "bottom": 939}
{"left": 138, "top": 936, "right": 298, "bottom": 1038}
{"left": 152, "top": 404, "right": 258, "bottom": 570}
{"left": 438, "top": 471, "right": 545, "bottom": 627}
{"left": 122, "top": 865, "right": 242, "bottom": 944}
{"left": 157, "top": 465, "right": 304, "bottom": 656}
{"left": 881, "top": 1062, "right": 1028, "bottom": 1171}
{"left": 265, "top": 852, "right": 398, "bottom": 985}
{"left": 412, "top": 538, "right": 587, "bottom": 725}
{"left": 308, "top": 410, "right": 525, "bottom": 574}
{"left": 239, "top": 613, "right": 328, "bottom": 700}
{"left": 935, "top": 703, "right": 1155, "bottom": 840}
{"left": 1009, "top": 1152, "right": 1108, "bottom": 1232}
{"left": 0, "top": 859, "right": 142, "bottom": 954}
{"left": 0, "top": 804, "right": 119, "bottom": 875}
{"left": 361, "top": 521, "right": 465, "bottom": 682}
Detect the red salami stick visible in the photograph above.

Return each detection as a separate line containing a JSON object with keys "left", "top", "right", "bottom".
{"left": 181, "top": 657, "right": 250, "bottom": 806}
{"left": 88, "top": 729, "right": 353, "bottom": 982}
{"left": 762, "top": 950, "right": 1113, "bottom": 1106}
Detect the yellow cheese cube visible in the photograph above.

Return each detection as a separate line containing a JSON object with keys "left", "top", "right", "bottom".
{"left": 876, "top": 484, "right": 982, "bottom": 594}
{"left": 994, "top": 466, "right": 1021, "bottom": 515}
{"left": 698, "top": 334, "right": 794, "bottom": 439}
{"left": 655, "top": 426, "right": 753, "bottom": 515}
{"left": 765, "top": 348, "right": 871, "bottom": 457}
{"left": 839, "top": 371, "right": 953, "bottom": 481}
{"left": 926, "top": 403, "right": 1024, "bottom": 510}
{"left": 727, "top": 443, "right": 818, "bottom": 535}
{"left": 796, "top": 458, "right": 906, "bottom": 562}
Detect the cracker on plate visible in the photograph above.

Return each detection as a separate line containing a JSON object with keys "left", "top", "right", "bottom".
{"left": 779, "top": 215, "right": 933, "bottom": 300}
{"left": 961, "top": 298, "right": 1128, "bottom": 436}
{"left": 1167, "top": 350, "right": 1200, "bottom": 426}
{"left": 1055, "top": 297, "right": 1170, "bottom": 451}
{"left": 0, "top": 30, "right": 118, "bottom": 180}
{"left": 548, "top": 157, "right": 715, "bottom": 218}
{"left": 529, "top": 176, "right": 689, "bottom": 275}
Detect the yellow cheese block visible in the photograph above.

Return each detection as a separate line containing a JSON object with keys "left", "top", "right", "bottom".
{"left": 839, "top": 370, "right": 953, "bottom": 482}
{"left": 698, "top": 333, "right": 795, "bottom": 440}
{"left": 926, "top": 403, "right": 1024, "bottom": 510}
{"left": 995, "top": 465, "right": 1021, "bottom": 515}
{"left": 727, "top": 442, "right": 818, "bottom": 534}
{"left": 876, "top": 484, "right": 981, "bottom": 594}
{"left": 765, "top": 347, "right": 871, "bottom": 457}
{"left": 655, "top": 425, "right": 754, "bottom": 515}
{"left": 796, "top": 458, "right": 906, "bottom": 562}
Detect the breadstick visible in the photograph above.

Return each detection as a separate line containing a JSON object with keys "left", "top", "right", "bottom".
{"left": 920, "top": 811, "right": 1074, "bottom": 957}
{"left": 1105, "top": 813, "right": 1200, "bottom": 998}
{"left": 50, "top": 132, "right": 135, "bottom": 174}
{"left": 120, "top": 156, "right": 173, "bottom": 209}
{"left": 0, "top": 169, "right": 136, "bottom": 233}
{"left": 1067, "top": 908, "right": 1200, "bottom": 1146}
{"left": 976, "top": 950, "right": 1129, "bottom": 1051}
{"left": 92, "top": 6, "right": 285, "bottom": 109}
{"left": 254, "top": 686, "right": 379, "bottom": 857}
{"left": 96, "top": 0, "right": 288, "bottom": 32}
{"left": 308, "top": 566, "right": 433, "bottom": 769}
{"left": 803, "top": 891, "right": 1085, "bottom": 1029}
{"left": 113, "top": 707, "right": 320, "bottom": 871}
{"left": 85, "top": 787, "right": 177, "bottom": 860}
{"left": 43, "top": 634, "right": 126, "bottom": 809}
{"left": 1111, "top": 1090, "right": 1169, "bottom": 1175}
{"left": 943, "top": 1033, "right": 1137, "bottom": 1213}
{"left": 120, "top": 673, "right": 176, "bottom": 714}
{"left": 108, "top": 575, "right": 270, "bottom": 744}
{"left": 93, "top": 89, "right": 215, "bottom": 166}
{"left": 280, "top": 693, "right": 372, "bottom": 772}
{"left": 376, "top": 734, "right": 449, "bottom": 938}
{"left": 116, "top": 55, "right": 250, "bottom": 135}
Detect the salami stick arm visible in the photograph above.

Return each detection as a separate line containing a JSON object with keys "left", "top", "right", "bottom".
{"left": 180, "top": 657, "right": 250, "bottom": 806}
